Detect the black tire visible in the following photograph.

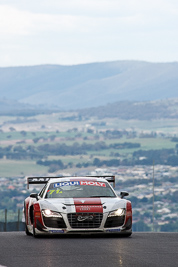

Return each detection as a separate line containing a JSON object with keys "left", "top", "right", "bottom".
{"left": 33, "top": 210, "right": 39, "bottom": 238}
{"left": 25, "top": 224, "right": 31, "bottom": 236}
{"left": 122, "top": 233, "right": 132, "bottom": 237}
{"left": 24, "top": 205, "right": 31, "bottom": 236}
{"left": 33, "top": 223, "right": 38, "bottom": 237}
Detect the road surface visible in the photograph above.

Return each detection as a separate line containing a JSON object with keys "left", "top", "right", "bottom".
{"left": 0, "top": 232, "right": 177, "bottom": 267}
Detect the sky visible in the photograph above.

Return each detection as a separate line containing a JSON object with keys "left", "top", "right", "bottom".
{"left": 0, "top": 0, "right": 178, "bottom": 67}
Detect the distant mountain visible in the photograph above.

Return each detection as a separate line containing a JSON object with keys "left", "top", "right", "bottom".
{"left": 0, "top": 61, "right": 178, "bottom": 110}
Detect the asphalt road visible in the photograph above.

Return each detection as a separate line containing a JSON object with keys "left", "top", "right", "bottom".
{"left": 0, "top": 232, "right": 177, "bottom": 267}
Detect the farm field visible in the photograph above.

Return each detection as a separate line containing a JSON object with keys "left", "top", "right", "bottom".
{"left": 0, "top": 159, "right": 48, "bottom": 177}
{"left": 0, "top": 112, "right": 177, "bottom": 177}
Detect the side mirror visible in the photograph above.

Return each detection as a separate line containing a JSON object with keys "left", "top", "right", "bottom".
{"left": 30, "top": 193, "right": 39, "bottom": 200}
{"left": 120, "top": 191, "right": 129, "bottom": 199}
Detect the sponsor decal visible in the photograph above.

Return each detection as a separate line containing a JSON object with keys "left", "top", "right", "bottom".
{"left": 54, "top": 181, "right": 80, "bottom": 188}
{"left": 75, "top": 205, "right": 102, "bottom": 212}
{"left": 78, "top": 206, "right": 90, "bottom": 211}
{"left": 49, "top": 230, "right": 64, "bottom": 233}
{"left": 106, "top": 229, "right": 121, "bottom": 233}
{"left": 126, "top": 211, "right": 132, "bottom": 217}
{"left": 30, "top": 177, "right": 50, "bottom": 182}
{"left": 47, "top": 189, "right": 63, "bottom": 195}
{"left": 75, "top": 205, "right": 103, "bottom": 213}
{"left": 80, "top": 181, "right": 106, "bottom": 187}
{"left": 74, "top": 197, "right": 103, "bottom": 212}
{"left": 54, "top": 181, "right": 106, "bottom": 188}
{"left": 77, "top": 215, "right": 94, "bottom": 222}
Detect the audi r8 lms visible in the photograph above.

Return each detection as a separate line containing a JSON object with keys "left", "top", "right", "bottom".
{"left": 24, "top": 176, "right": 132, "bottom": 237}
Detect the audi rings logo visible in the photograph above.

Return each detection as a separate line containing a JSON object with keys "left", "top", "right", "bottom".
{"left": 77, "top": 215, "right": 94, "bottom": 222}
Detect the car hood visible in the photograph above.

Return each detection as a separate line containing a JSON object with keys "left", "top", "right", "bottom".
{"left": 39, "top": 197, "right": 127, "bottom": 214}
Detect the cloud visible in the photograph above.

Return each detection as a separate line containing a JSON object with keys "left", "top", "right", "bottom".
{"left": 0, "top": 5, "right": 79, "bottom": 36}
{"left": 0, "top": 4, "right": 140, "bottom": 39}
{"left": 5, "top": 0, "right": 178, "bottom": 17}
{"left": 1, "top": 0, "right": 178, "bottom": 36}
{"left": 0, "top": 0, "right": 178, "bottom": 66}
{"left": 0, "top": 5, "right": 31, "bottom": 35}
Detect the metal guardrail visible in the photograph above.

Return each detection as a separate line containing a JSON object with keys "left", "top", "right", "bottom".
{"left": 0, "top": 209, "right": 25, "bottom": 232}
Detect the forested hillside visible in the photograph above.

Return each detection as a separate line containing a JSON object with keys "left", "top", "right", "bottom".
{"left": 78, "top": 99, "right": 178, "bottom": 120}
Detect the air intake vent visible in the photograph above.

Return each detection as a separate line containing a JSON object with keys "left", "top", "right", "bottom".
{"left": 67, "top": 213, "right": 103, "bottom": 228}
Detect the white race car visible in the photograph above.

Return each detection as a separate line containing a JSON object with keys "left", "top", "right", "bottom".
{"left": 24, "top": 176, "right": 132, "bottom": 237}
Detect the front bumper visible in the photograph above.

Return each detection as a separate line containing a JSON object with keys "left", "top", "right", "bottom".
{"left": 31, "top": 211, "right": 132, "bottom": 235}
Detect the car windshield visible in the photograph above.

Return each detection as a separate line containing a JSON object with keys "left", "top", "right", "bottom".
{"left": 45, "top": 180, "right": 116, "bottom": 198}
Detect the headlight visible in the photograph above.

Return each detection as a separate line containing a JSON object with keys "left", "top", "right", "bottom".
{"left": 42, "top": 209, "right": 62, "bottom": 218}
{"left": 108, "top": 208, "right": 125, "bottom": 217}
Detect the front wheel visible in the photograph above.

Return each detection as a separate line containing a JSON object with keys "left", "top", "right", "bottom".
{"left": 25, "top": 224, "right": 31, "bottom": 236}
{"left": 33, "top": 210, "right": 38, "bottom": 238}
{"left": 122, "top": 233, "right": 132, "bottom": 237}
{"left": 33, "top": 224, "right": 38, "bottom": 238}
{"left": 24, "top": 205, "right": 31, "bottom": 236}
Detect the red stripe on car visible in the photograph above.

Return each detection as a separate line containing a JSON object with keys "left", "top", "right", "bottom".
{"left": 74, "top": 198, "right": 102, "bottom": 205}
{"left": 25, "top": 197, "right": 30, "bottom": 223}
{"left": 33, "top": 203, "right": 44, "bottom": 228}
{"left": 124, "top": 201, "right": 132, "bottom": 225}
{"left": 74, "top": 198, "right": 103, "bottom": 213}
{"left": 75, "top": 205, "right": 103, "bottom": 213}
